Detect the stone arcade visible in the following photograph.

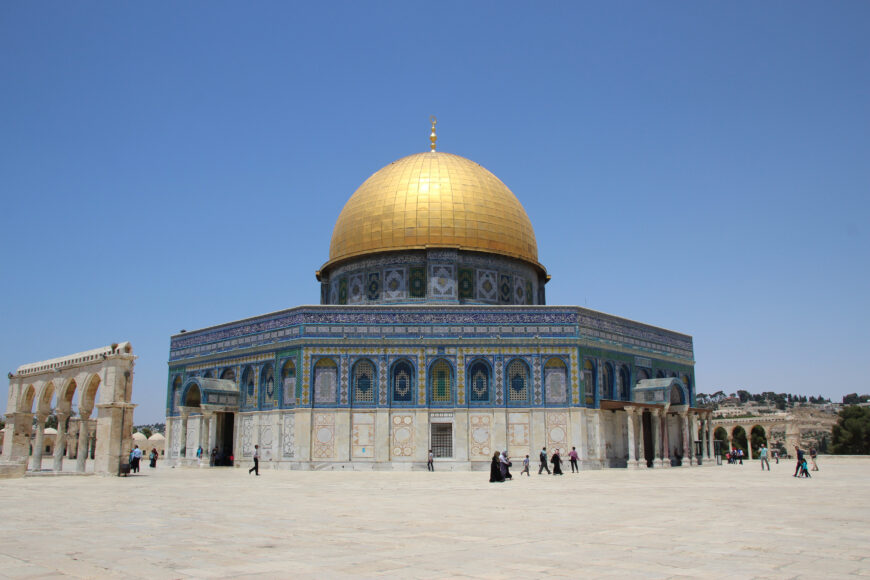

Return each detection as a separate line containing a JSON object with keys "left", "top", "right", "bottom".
{"left": 2, "top": 343, "right": 136, "bottom": 477}
{"left": 165, "top": 122, "right": 713, "bottom": 470}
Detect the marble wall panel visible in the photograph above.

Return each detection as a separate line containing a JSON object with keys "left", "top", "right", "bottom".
{"left": 352, "top": 412, "right": 375, "bottom": 459}
{"left": 391, "top": 414, "right": 415, "bottom": 458}
{"left": 312, "top": 413, "right": 335, "bottom": 460}
{"left": 469, "top": 413, "right": 492, "bottom": 459}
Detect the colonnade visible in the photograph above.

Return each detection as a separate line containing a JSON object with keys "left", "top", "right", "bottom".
{"left": 26, "top": 413, "right": 98, "bottom": 473}
{"left": 624, "top": 406, "right": 714, "bottom": 468}
{"left": 176, "top": 407, "right": 219, "bottom": 462}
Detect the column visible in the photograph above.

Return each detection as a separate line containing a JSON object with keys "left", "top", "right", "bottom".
{"left": 53, "top": 412, "right": 69, "bottom": 471}
{"left": 595, "top": 410, "right": 606, "bottom": 467}
{"left": 745, "top": 425, "right": 754, "bottom": 459}
{"left": 703, "top": 417, "right": 711, "bottom": 461}
{"left": 661, "top": 412, "right": 670, "bottom": 468}
{"left": 31, "top": 413, "right": 48, "bottom": 471}
{"left": 651, "top": 408, "right": 662, "bottom": 467}
{"left": 206, "top": 412, "right": 217, "bottom": 457}
{"left": 76, "top": 414, "right": 90, "bottom": 472}
{"left": 625, "top": 408, "right": 637, "bottom": 468}
{"left": 197, "top": 414, "right": 206, "bottom": 461}
{"left": 67, "top": 420, "right": 77, "bottom": 459}
{"left": 179, "top": 410, "right": 190, "bottom": 459}
{"left": 681, "top": 411, "right": 691, "bottom": 466}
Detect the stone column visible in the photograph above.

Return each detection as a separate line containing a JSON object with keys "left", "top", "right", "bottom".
{"left": 595, "top": 410, "right": 606, "bottom": 467}
{"left": 699, "top": 416, "right": 707, "bottom": 462}
{"left": 67, "top": 420, "right": 77, "bottom": 459}
{"left": 206, "top": 412, "right": 217, "bottom": 457}
{"left": 651, "top": 408, "right": 662, "bottom": 467}
{"left": 681, "top": 411, "right": 691, "bottom": 466}
{"left": 53, "top": 412, "right": 69, "bottom": 471}
{"left": 76, "top": 413, "right": 91, "bottom": 472}
{"left": 179, "top": 410, "right": 190, "bottom": 459}
{"left": 31, "top": 413, "right": 48, "bottom": 471}
{"left": 661, "top": 412, "right": 671, "bottom": 468}
{"left": 625, "top": 408, "right": 637, "bottom": 469}
{"left": 745, "top": 425, "right": 754, "bottom": 459}
{"left": 703, "top": 417, "right": 712, "bottom": 460}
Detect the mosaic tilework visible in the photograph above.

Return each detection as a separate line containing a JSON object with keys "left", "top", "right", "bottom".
{"left": 456, "top": 350, "right": 465, "bottom": 405}
{"left": 339, "top": 355, "right": 349, "bottom": 405}
{"left": 353, "top": 359, "right": 375, "bottom": 403}
{"left": 366, "top": 272, "right": 381, "bottom": 301}
{"left": 338, "top": 278, "right": 348, "bottom": 305}
{"left": 314, "top": 359, "right": 338, "bottom": 404}
{"left": 476, "top": 269, "right": 497, "bottom": 301}
{"left": 544, "top": 359, "right": 568, "bottom": 404}
{"left": 409, "top": 267, "right": 426, "bottom": 298}
{"left": 469, "top": 413, "right": 491, "bottom": 458}
{"left": 312, "top": 413, "right": 335, "bottom": 459}
{"left": 514, "top": 275, "right": 527, "bottom": 305}
{"left": 458, "top": 268, "right": 473, "bottom": 299}
{"left": 378, "top": 356, "right": 387, "bottom": 405}
{"left": 499, "top": 274, "right": 511, "bottom": 304}
{"left": 533, "top": 356, "right": 542, "bottom": 405}
{"left": 383, "top": 268, "right": 406, "bottom": 300}
{"left": 348, "top": 273, "right": 365, "bottom": 304}
{"left": 525, "top": 280, "right": 533, "bottom": 305}
{"left": 302, "top": 353, "right": 311, "bottom": 405}
{"left": 391, "top": 414, "right": 415, "bottom": 458}
{"left": 417, "top": 348, "right": 426, "bottom": 403}
{"left": 282, "top": 413, "right": 295, "bottom": 458}
{"left": 282, "top": 361, "right": 296, "bottom": 406}
{"left": 429, "top": 263, "right": 456, "bottom": 299}
{"left": 329, "top": 282, "right": 339, "bottom": 305}
{"left": 495, "top": 357, "right": 504, "bottom": 405}
{"left": 352, "top": 412, "right": 375, "bottom": 458}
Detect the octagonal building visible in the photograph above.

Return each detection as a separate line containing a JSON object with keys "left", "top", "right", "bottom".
{"left": 165, "top": 124, "right": 712, "bottom": 470}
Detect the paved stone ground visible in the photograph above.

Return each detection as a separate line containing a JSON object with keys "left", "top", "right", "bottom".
{"left": 1, "top": 457, "right": 869, "bottom": 579}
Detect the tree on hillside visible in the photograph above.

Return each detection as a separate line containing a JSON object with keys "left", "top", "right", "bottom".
{"left": 832, "top": 406, "right": 870, "bottom": 454}
{"left": 737, "top": 390, "right": 751, "bottom": 403}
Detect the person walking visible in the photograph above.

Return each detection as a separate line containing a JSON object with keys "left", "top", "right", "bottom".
{"left": 737, "top": 448, "right": 743, "bottom": 465}
{"left": 551, "top": 449, "right": 563, "bottom": 475}
{"left": 520, "top": 455, "right": 530, "bottom": 476}
{"left": 249, "top": 444, "right": 260, "bottom": 476}
{"left": 538, "top": 447, "right": 551, "bottom": 475}
{"left": 773, "top": 450, "right": 779, "bottom": 464}
{"left": 489, "top": 451, "right": 504, "bottom": 483}
{"left": 793, "top": 446, "right": 804, "bottom": 477}
{"left": 759, "top": 444, "right": 770, "bottom": 471}
{"left": 568, "top": 446, "right": 579, "bottom": 473}
{"left": 131, "top": 445, "right": 142, "bottom": 473}
{"left": 196, "top": 446, "right": 203, "bottom": 465}
{"left": 810, "top": 448, "right": 819, "bottom": 471}
{"left": 149, "top": 447, "right": 158, "bottom": 468}
{"left": 427, "top": 449, "right": 434, "bottom": 472}
{"left": 499, "top": 450, "right": 512, "bottom": 480}
{"left": 210, "top": 447, "right": 217, "bottom": 467}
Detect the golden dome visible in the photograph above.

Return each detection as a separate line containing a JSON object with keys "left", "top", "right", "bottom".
{"left": 322, "top": 151, "right": 543, "bottom": 275}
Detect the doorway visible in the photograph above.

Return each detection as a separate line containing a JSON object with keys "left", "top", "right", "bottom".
{"left": 430, "top": 423, "right": 453, "bottom": 458}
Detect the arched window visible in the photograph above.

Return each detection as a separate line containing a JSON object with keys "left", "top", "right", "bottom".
{"left": 353, "top": 359, "right": 376, "bottom": 404}
{"left": 282, "top": 360, "right": 296, "bottom": 406}
{"left": 468, "top": 360, "right": 490, "bottom": 403}
{"left": 314, "top": 358, "right": 338, "bottom": 404}
{"left": 203, "top": 370, "right": 214, "bottom": 379}
{"left": 429, "top": 359, "right": 453, "bottom": 404}
{"left": 619, "top": 365, "right": 631, "bottom": 401}
{"left": 636, "top": 368, "right": 650, "bottom": 384}
{"left": 544, "top": 358, "right": 567, "bottom": 404}
{"left": 507, "top": 359, "right": 529, "bottom": 403}
{"left": 655, "top": 369, "right": 665, "bottom": 379}
{"left": 260, "top": 363, "right": 275, "bottom": 406}
{"left": 241, "top": 366, "right": 255, "bottom": 405}
{"left": 220, "top": 368, "right": 236, "bottom": 382}
{"left": 602, "top": 363, "right": 614, "bottom": 400}
{"left": 171, "top": 375, "right": 182, "bottom": 411}
{"left": 392, "top": 360, "right": 414, "bottom": 403}
{"left": 670, "top": 383, "right": 685, "bottom": 404}
{"left": 583, "top": 360, "right": 596, "bottom": 405}
{"left": 681, "top": 374, "right": 692, "bottom": 404}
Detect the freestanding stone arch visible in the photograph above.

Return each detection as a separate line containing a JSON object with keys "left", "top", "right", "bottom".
{"left": 2, "top": 343, "right": 136, "bottom": 477}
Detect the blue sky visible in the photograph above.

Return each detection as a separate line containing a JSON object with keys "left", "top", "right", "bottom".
{"left": 1, "top": 3, "right": 867, "bottom": 423}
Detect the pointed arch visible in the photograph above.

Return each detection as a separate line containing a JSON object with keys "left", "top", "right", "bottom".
{"left": 582, "top": 359, "right": 596, "bottom": 405}
{"left": 79, "top": 374, "right": 101, "bottom": 417}
{"left": 352, "top": 359, "right": 376, "bottom": 405}
{"left": 391, "top": 359, "right": 415, "bottom": 404}
{"left": 19, "top": 384, "right": 36, "bottom": 413}
{"left": 467, "top": 359, "right": 491, "bottom": 404}
{"left": 259, "top": 363, "right": 275, "bottom": 407}
{"left": 506, "top": 358, "right": 530, "bottom": 405}
{"left": 618, "top": 365, "right": 631, "bottom": 401}
{"left": 313, "top": 358, "right": 338, "bottom": 404}
{"left": 544, "top": 357, "right": 568, "bottom": 404}
{"left": 281, "top": 359, "right": 297, "bottom": 406}
{"left": 428, "top": 358, "right": 454, "bottom": 405}
{"left": 602, "top": 362, "right": 615, "bottom": 400}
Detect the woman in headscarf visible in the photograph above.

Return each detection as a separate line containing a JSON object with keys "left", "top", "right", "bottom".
{"left": 490, "top": 451, "right": 505, "bottom": 483}
{"left": 551, "top": 449, "right": 563, "bottom": 475}
{"left": 500, "top": 450, "right": 513, "bottom": 480}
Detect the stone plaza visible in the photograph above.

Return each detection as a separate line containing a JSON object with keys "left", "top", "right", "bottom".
{"left": 0, "top": 456, "right": 868, "bottom": 578}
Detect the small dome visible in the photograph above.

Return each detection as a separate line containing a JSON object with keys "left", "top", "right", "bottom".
{"left": 148, "top": 433, "right": 165, "bottom": 441}
{"left": 322, "top": 151, "right": 543, "bottom": 276}
{"left": 43, "top": 427, "right": 58, "bottom": 435}
{"left": 132, "top": 432, "right": 147, "bottom": 440}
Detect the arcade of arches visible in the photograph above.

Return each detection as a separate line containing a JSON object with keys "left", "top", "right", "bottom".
{"left": 2, "top": 343, "right": 136, "bottom": 477}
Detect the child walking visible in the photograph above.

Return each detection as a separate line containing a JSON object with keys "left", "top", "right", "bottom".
{"left": 520, "top": 455, "right": 530, "bottom": 476}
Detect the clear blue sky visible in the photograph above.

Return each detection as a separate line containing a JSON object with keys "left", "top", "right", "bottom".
{"left": 2, "top": 3, "right": 868, "bottom": 423}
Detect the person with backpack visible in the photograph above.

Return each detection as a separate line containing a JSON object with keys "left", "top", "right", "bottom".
{"left": 538, "top": 447, "right": 551, "bottom": 475}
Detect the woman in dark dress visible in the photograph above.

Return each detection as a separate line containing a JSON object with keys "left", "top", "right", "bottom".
{"left": 490, "top": 451, "right": 505, "bottom": 483}
{"left": 551, "top": 449, "right": 563, "bottom": 475}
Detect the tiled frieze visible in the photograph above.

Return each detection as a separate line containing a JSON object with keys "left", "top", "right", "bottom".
{"left": 339, "top": 353, "right": 349, "bottom": 405}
